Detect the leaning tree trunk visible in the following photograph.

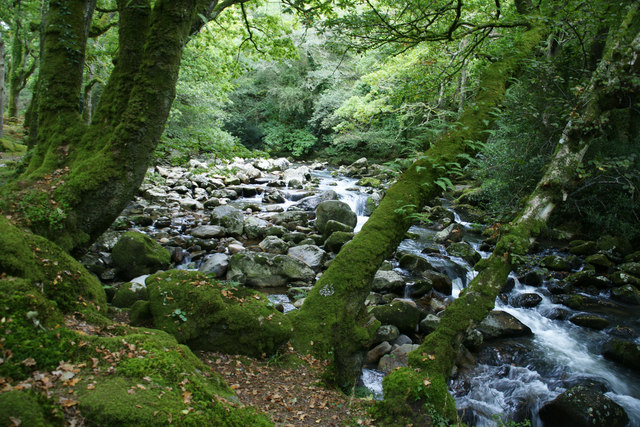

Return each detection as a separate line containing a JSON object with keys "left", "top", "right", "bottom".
{"left": 1, "top": 32, "right": 5, "bottom": 138}
{"left": 375, "top": 4, "right": 640, "bottom": 424}
{"left": 0, "top": 0, "right": 235, "bottom": 253}
{"left": 290, "top": 21, "right": 547, "bottom": 390}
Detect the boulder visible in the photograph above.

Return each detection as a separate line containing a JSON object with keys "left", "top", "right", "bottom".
{"left": 371, "top": 270, "right": 405, "bottom": 294}
{"left": 419, "top": 314, "right": 441, "bottom": 335}
{"left": 519, "top": 268, "right": 545, "bottom": 287}
{"left": 373, "top": 324, "right": 400, "bottom": 345}
{"left": 540, "top": 254, "right": 571, "bottom": 271}
{"left": 620, "top": 262, "right": 640, "bottom": 277}
{"left": 569, "top": 313, "right": 609, "bottom": 330}
{"left": 323, "top": 219, "right": 354, "bottom": 239}
{"left": 447, "top": 241, "right": 481, "bottom": 265}
{"left": 370, "top": 301, "right": 422, "bottom": 334}
{"left": 243, "top": 216, "right": 270, "bottom": 240}
{"left": 476, "top": 310, "right": 533, "bottom": 340}
{"left": 147, "top": 270, "right": 291, "bottom": 357}
{"left": 293, "top": 190, "right": 339, "bottom": 211}
{"left": 210, "top": 205, "right": 244, "bottom": 236}
{"left": 602, "top": 338, "right": 640, "bottom": 372}
{"left": 262, "top": 188, "right": 286, "bottom": 204}
{"left": 569, "top": 240, "right": 598, "bottom": 256}
{"left": 367, "top": 341, "right": 393, "bottom": 365}
{"left": 190, "top": 225, "right": 225, "bottom": 239}
{"left": 271, "top": 211, "right": 309, "bottom": 230}
{"left": 611, "top": 284, "right": 640, "bottom": 305}
{"left": 539, "top": 385, "right": 628, "bottom": 427}
{"left": 258, "top": 236, "right": 289, "bottom": 254}
{"left": 585, "top": 253, "right": 613, "bottom": 271}
{"left": 226, "top": 252, "right": 315, "bottom": 287}
{"left": 398, "top": 253, "right": 435, "bottom": 275}
{"left": 198, "top": 253, "right": 229, "bottom": 278}
{"left": 283, "top": 166, "right": 311, "bottom": 186}
{"left": 112, "top": 281, "right": 148, "bottom": 308}
{"left": 434, "top": 223, "right": 464, "bottom": 243}
{"left": 510, "top": 293, "right": 543, "bottom": 308}
{"left": 324, "top": 231, "right": 353, "bottom": 253}
{"left": 364, "top": 192, "right": 382, "bottom": 216}
{"left": 378, "top": 344, "right": 420, "bottom": 374}
{"left": 315, "top": 200, "right": 357, "bottom": 235}
{"left": 423, "top": 271, "right": 453, "bottom": 295}
{"left": 112, "top": 231, "right": 171, "bottom": 280}
{"left": 287, "top": 245, "right": 328, "bottom": 272}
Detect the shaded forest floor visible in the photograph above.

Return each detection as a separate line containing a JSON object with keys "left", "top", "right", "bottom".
{"left": 200, "top": 348, "right": 375, "bottom": 426}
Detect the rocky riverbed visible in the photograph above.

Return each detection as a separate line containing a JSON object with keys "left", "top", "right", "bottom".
{"left": 81, "top": 156, "right": 640, "bottom": 426}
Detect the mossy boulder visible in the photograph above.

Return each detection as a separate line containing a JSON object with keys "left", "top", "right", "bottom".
{"left": 540, "top": 254, "right": 571, "bottom": 271}
{"left": 226, "top": 252, "right": 315, "bottom": 287}
{"left": 324, "top": 231, "right": 354, "bottom": 253}
{"left": 620, "top": 262, "right": 640, "bottom": 277}
{"left": 398, "top": 253, "right": 435, "bottom": 275}
{"left": 0, "top": 391, "right": 50, "bottom": 426}
{"left": 447, "top": 241, "right": 481, "bottom": 266}
{"left": 611, "top": 284, "right": 640, "bottom": 305}
{"left": 356, "top": 177, "right": 382, "bottom": 188}
{"left": 323, "top": 219, "right": 354, "bottom": 239}
{"left": 315, "top": 200, "right": 357, "bottom": 235}
{"left": 369, "top": 301, "right": 421, "bottom": 334}
{"left": 0, "top": 217, "right": 106, "bottom": 312}
{"left": 210, "top": 205, "right": 244, "bottom": 236}
{"left": 569, "top": 240, "right": 598, "bottom": 256}
{"left": 112, "top": 281, "right": 149, "bottom": 308}
{"left": 569, "top": 313, "right": 609, "bottom": 330}
{"left": 602, "top": 338, "right": 640, "bottom": 372}
{"left": 130, "top": 300, "right": 153, "bottom": 326}
{"left": 112, "top": 231, "right": 171, "bottom": 280}
{"left": 539, "top": 385, "right": 628, "bottom": 427}
{"left": 147, "top": 270, "right": 291, "bottom": 357}
{"left": 0, "top": 138, "right": 28, "bottom": 153}
{"left": 585, "top": 253, "right": 613, "bottom": 271}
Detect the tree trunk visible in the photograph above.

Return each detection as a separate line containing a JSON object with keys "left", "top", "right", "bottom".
{"left": 1, "top": 32, "right": 5, "bottom": 138}
{"left": 1, "top": 0, "right": 243, "bottom": 253}
{"left": 376, "top": 4, "right": 640, "bottom": 423}
{"left": 290, "top": 21, "right": 547, "bottom": 390}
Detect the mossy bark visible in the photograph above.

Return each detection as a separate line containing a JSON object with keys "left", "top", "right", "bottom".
{"left": 0, "top": 0, "right": 242, "bottom": 253}
{"left": 290, "top": 21, "right": 547, "bottom": 390}
{"left": 380, "top": 4, "right": 640, "bottom": 423}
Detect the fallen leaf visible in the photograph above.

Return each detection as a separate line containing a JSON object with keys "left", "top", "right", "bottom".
{"left": 8, "top": 417, "right": 21, "bottom": 426}
{"left": 21, "top": 358, "right": 36, "bottom": 367}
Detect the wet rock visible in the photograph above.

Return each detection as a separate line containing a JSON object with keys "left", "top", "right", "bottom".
{"left": 566, "top": 270, "right": 611, "bottom": 290}
{"left": 210, "top": 188, "right": 238, "bottom": 199}
{"left": 585, "top": 253, "right": 612, "bottom": 271}
{"left": 356, "top": 177, "right": 381, "bottom": 188}
{"left": 292, "top": 190, "right": 339, "bottom": 211}
{"left": 243, "top": 216, "right": 269, "bottom": 240}
{"left": 540, "top": 254, "right": 571, "bottom": 271}
{"left": 112, "top": 231, "right": 171, "bottom": 280}
{"left": 569, "top": 313, "right": 609, "bottom": 330}
{"left": 203, "top": 198, "right": 221, "bottom": 208}
{"left": 131, "top": 215, "right": 153, "bottom": 227}
{"left": 190, "top": 225, "right": 225, "bottom": 239}
{"left": 258, "top": 236, "right": 289, "bottom": 254}
{"left": 447, "top": 241, "right": 481, "bottom": 265}
{"left": 500, "top": 276, "right": 516, "bottom": 294}
{"left": 393, "top": 334, "right": 413, "bottom": 346}
{"left": 315, "top": 200, "right": 357, "bottom": 235}
{"left": 198, "top": 253, "right": 229, "bottom": 278}
{"left": 369, "top": 301, "right": 421, "bottom": 334}
{"left": 283, "top": 231, "right": 308, "bottom": 244}
{"left": 226, "top": 252, "right": 315, "bottom": 287}
{"left": 434, "top": 223, "right": 465, "bottom": 243}
{"left": 407, "top": 279, "right": 433, "bottom": 299}
{"left": 510, "top": 293, "right": 543, "bottom": 308}
{"left": 264, "top": 225, "right": 287, "bottom": 238}
{"left": 602, "top": 338, "right": 640, "bottom": 372}
{"left": 324, "top": 231, "right": 353, "bottom": 253}
{"left": 520, "top": 268, "right": 545, "bottom": 287}
{"left": 538, "top": 385, "right": 628, "bottom": 427}
{"left": 210, "top": 205, "right": 244, "bottom": 237}
{"left": 262, "top": 188, "right": 285, "bottom": 204}
{"left": 322, "top": 219, "right": 354, "bottom": 239}
{"left": 179, "top": 197, "right": 204, "bottom": 211}
{"left": 377, "top": 344, "right": 420, "bottom": 374}
{"left": 611, "top": 284, "right": 640, "bottom": 305}
{"left": 424, "top": 271, "right": 452, "bottom": 295}
{"left": 283, "top": 166, "right": 311, "bottom": 186}
{"left": 287, "top": 245, "right": 328, "bottom": 272}
{"left": 619, "top": 262, "right": 640, "bottom": 277}
{"left": 428, "top": 206, "right": 455, "bottom": 224}
{"left": 373, "top": 324, "right": 400, "bottom": 345}
{"left": 476, "top": 310, "right": 533, "bottom": 340}
{"left": 419, "top": 314, "right": 441, "bottom": 334}
{"left": 271, "top": 211, "right": 309, "bottom": 230}
{"left": 610, "top": 271, "right": 640, "bottom": 288}
{"left": 367, "top": 341, "right": 393, "bottom": 365}
{"left": 364, "top": 192, "right": 382, "bottom": 216}
{"left": 398, "top": 253, "right": 435, "bottom": 275}
{"left": 371, "top": 270, "right": 405, "bottom": 294}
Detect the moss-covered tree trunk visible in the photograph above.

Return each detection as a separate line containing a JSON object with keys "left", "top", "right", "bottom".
{"left": 376, "top": 4, "right": 640, "bottom": 423}
{"left": 0, "top": 0, "right": 247, "bottom": 253}
{"left": 290, "top": 20, "right": 547, "bottom": 390}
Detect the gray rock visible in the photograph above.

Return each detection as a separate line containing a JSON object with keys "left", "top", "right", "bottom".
{"left": 210, "top": 188, "right": 238, "bottom": 199}
{"left": 367, "top": 341, "right": 393, "bottom": 365}
{"left": 602, "top": 338, "right": 640, "bottom": 372}
{"left": 370, "top": 301, "right": 422, "bottom": 334}
{"left": 393, "top": 334, "right": 413, "bottom": 346}
{"left": 373, "top": 324, "right": 400, "bottom": 345}
{"left": 324, "top": 231, "right": 353, "bottom": 253}
{"left": 611, "top": 284, "right": 640, "bottom": 305}
{"left": 476, "top": 310, "right": 533, "bottom": 340}
{"left": 272, "top": 157, "right": 291, "bottom": 171}
{"left": 190, "top": 225, "right": 225, "bottom": 239}
{"left": 210, "top": 205, "right": 244, "bottom": 237}
{"left": 377, "top": 344, "right": 420, "bottom": 374}
{"left": 262, "top": 188, "right": 286, "bottom": 204}
{"left": 364, "top": 192, "right": 382, "bottom": 216}
{"left": 419, "top": 314, "right": 441, "bottom": 334}
{"left": 372, "top": 270, "right": 405, "bottom": 294}
{"left": 323, "top": 219, "right": 354, "bottom": 239}
{"left": 226, "top": 252, "right": 315, "bottom": 287}
{"left": 287, "top": 245, "right": 328, "bottom": 272}
{"left": 271, "top": 211, "right": 310, "bottom": 230}
{"left": 179, "top": 198, "right": 204, "bottom": 211}
{"left": 259, "top": 236, "right": 289, "bottom": 254}
{"left": 569, "top": 313, "right": 609, "bottom": 330}
{"left": 283, "top": 166, "right": 311, "bottom": 186}
{"left": 315, "top": 200, "right": 357, "bottom": 235}
{"left": 243, "top": 216, "right": 269, "bottom": 240}
{"left": 447, "top": 241, "right": 481, "bottom": 265}
{"left": 293, "top": 190, "right": 339, "bottom": 211}
{"left": 434, "top": 223, "right": 465, "bottom": 243}
{"left": 511, "top": 293, "right": 543, "bottom": 308}
{"left": 539, "top": 385, "right": 628, "bottom": 427}
{"left": 198, "top": 253, "right": 229, "bottom": 278}
{"left": 398, "top": 253, "right": 435, "bottom": 274}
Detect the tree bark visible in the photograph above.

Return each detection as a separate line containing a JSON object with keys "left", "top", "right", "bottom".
{"left": 376, "top": 3, "right": 640, "bottom": 423}
{"left": 1, "top": 0, "right": 247, "bottom": 253}
{"left": 1, "top": 32, "right": 5, "bottom": 138}
{"left": 290, "top": 20, "right": 547, "bottom": 390}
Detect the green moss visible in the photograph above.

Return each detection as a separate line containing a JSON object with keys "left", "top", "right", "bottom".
{"left": 0, "top": 391, "right": 52, "bottom": 426}
{"left": 112, "top": 282, "right": 149, "bottom": 308}
{"left": 130, "top": 300, "right": 153, "bottom": 326}
{"left": 112, "top": 231, "right": 171, "bottom": 280}
{"left": 0, "top": 217, "right": 106, "bottom": 312}
{"left": 146, "top": 270, "right": 291, "bottom": 357}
